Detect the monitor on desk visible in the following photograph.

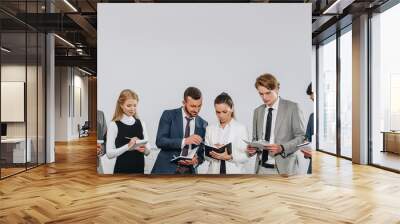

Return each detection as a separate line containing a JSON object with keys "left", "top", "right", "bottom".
{"left": 1, "top": 123, "right": 7, "bottom": 139}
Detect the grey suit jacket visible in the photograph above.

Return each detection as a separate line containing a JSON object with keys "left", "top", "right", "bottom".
{"left": 97, "top": 110, "right": 107, "bottom": 155}
{"left": 252, "top": 98, "right": 306, "bottom": 175}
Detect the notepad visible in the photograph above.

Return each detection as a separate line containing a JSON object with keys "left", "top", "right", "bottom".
{"left": 125, "top": 138, "right": 148, "bottom": 150}
{"left": 204, "top": 143, "right": 232, "bottom": 158}
{"left": 170, "top": 156, "right": 193, "bottom": 164}
{"left": 170, "top": 146, "right": 199, "bottom": 164}
{"left": 242, "top": 139, "right": 269, "bottom": 151}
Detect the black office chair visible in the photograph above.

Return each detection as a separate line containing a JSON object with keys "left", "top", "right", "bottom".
{"left": 79, "top": 121, "right": 90, "bottom": 138}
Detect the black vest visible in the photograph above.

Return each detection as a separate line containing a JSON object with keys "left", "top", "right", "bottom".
{"left": 113, "top": 119, "right": 145, "bottom": 174}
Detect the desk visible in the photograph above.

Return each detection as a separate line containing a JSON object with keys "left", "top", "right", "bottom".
{"left": 1, "top": 138, "right": 31, "bottom": 163}
{"left": 382, "top": 132, "right": 400, "bottom": 154}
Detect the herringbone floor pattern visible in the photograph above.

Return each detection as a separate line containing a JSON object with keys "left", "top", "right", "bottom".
{"left": 1, "top": 135, "right": 400, "bottom": 223}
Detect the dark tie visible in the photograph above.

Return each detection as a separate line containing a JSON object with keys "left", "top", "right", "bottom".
{"left": 220, "top": 160, "right": 226, "bottom": 174}
{"left": 262, "top": 108, "right": 273, "bottom": 164}
{"left": 182, "top": 117, "right": 192, "bottom": 156}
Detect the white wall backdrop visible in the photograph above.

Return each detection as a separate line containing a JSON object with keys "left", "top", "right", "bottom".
{"left": 98, "top": 3, "right": 312, "bottom": 173}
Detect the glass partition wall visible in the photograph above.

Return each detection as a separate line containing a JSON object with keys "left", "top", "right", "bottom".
{"left": 0, "top": 2, "right": 46, "bottom": 179}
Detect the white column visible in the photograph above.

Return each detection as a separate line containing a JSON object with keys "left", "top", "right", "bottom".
{"left": 46, "top": 32, "right": 55, "bottom": 163}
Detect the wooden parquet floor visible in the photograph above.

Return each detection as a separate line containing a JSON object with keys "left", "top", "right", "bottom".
{"left": 1, "top": 135, "right": 400, "bottom": 224}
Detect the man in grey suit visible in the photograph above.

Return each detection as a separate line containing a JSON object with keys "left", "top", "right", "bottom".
{"left": 97, "top": 110, "right": 107, "bottom": 173}
{"left": 246, "top": 73, "right": 306, "bottom": 175}
{"left": 97, "top": 110, "right": 107, "bottom": 156}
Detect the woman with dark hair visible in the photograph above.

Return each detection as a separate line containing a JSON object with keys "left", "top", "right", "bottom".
{"left": 305, "top": 83, "right": 314, "bottom": 142}
{"left": 303, "top": 83, "right": 314, "bottom": 174}
{"left": 204, "top": 92, "right": 249, "bottom": 174}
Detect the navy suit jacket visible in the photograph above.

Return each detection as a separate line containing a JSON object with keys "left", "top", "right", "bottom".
{"left": 151, "top": 108, "right": 207, "bottom": 174}
{"left": 305, "top": 113, "right": 314, "bottom": 142}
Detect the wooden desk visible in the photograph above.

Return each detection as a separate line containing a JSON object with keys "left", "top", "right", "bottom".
{"left": 382, "top": 131, "right": 400, "bottom": 154}
{"left": 1, "top": 138, "right": 31, "bottom": 163}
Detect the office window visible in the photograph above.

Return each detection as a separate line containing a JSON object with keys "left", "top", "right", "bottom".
{"left": 371, "top": 3, "right": 400, "bottom": 171}
{"left": 339, "top": 29, "right": 352, "bottom": 158}
{"left": 318, "top": 36, "right": 337, "bottom": 154}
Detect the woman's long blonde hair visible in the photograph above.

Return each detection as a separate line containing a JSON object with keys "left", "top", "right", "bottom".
{"left": 112, "top": 89, "right": 139, "bottom": 121}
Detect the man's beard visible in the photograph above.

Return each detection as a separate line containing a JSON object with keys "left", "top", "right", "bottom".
{"left": 184, "top": 107, "right": 197, "bottom": 118}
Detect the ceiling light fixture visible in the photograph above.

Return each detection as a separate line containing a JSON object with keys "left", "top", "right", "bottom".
{"left": 1, "top": 47, "right": 11, "bottom": 53}
{"left": 63, "top": 0, "right": 78, "bottom": 12}
{"left": 78, "top": 67, "right": 93, "bottom": 76}
{"left": 54, "top": 34, "right": 75, "bottom": 48}
{"left": 323, "top": 0, "right": 343, "bottom": 14}
{"left": 322, "top": 0, "right": 354, "bottom": 15}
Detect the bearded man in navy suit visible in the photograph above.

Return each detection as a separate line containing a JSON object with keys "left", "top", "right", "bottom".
{"left": 151, "top": 87, "right": 208, "bottom": 174}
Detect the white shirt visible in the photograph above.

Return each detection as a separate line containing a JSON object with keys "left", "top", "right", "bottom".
{"left": 261, "top": 97, "right": 280, "bottom": 164}
{"left": 215, "top": 122, "right": 232, "bottom": 145}
{"left": 106, "top": 114, "right": 151, "bottom": 159}
{"left": 262, "top": 97, "right": 280, "bottom": 143}
{"left": 180, "top": 107, "right": 196, "bottom": 151}
{"left": 203, "top": 119, "right": 249, "bottom": 174}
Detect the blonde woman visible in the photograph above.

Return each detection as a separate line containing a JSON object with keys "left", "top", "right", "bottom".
{"left": 106, "top": 89, "right": 151, "bottom": 173}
